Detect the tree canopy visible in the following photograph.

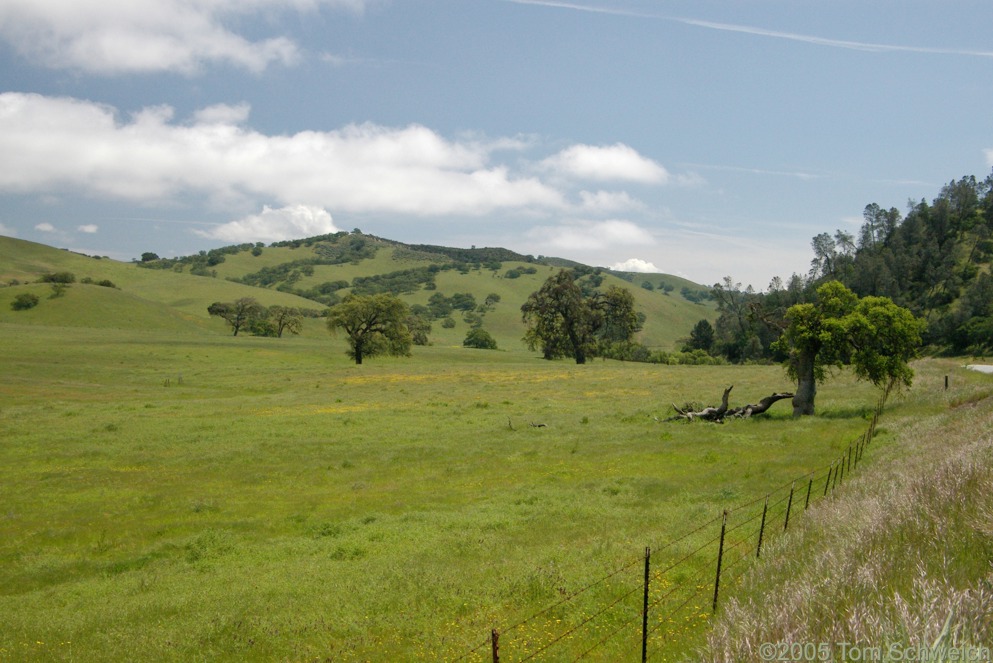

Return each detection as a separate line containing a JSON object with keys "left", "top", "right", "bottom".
{"left": 208, "top": 297, "right": 265, "bottom": 336}
{"left": 521, "top": 269, "right": 640, "bottom": 364}
{"left": 774, "top": 281, "right": 923, "bottom": 416}
{"left": 326, "top": 293, "right": 412, "bottom": 365}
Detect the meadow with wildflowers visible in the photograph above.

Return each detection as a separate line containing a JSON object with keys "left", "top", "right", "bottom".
{"left": 2, "top": 318, "right": 965, "bottom": 662}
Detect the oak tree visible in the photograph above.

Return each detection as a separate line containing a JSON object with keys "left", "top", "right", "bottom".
{"left": 326, "top": 293, "right": 412, "bottom": 365}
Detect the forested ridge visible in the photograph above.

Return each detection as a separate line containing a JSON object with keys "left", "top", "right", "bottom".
{"left": 703, "top": 170, "right": 993, "bottom": 360}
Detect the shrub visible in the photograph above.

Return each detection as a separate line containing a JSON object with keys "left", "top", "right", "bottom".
{"left": 38, "top": 271, "right": 75, "bottom": 284}
{"left": 11, "top": 293, "right": 40, "bottom": 310}
{"left": 464, "top": 328, "right": 498, "bottom": 350}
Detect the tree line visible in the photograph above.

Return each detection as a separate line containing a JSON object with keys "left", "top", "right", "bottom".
{"left": 691, "top": 170, "right": 993, "bottom": 363}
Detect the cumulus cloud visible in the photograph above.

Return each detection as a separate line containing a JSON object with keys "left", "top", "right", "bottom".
{"left": 542, "top": 143, "right": 669, "bottom": 184}
{"left": 611, "top": 258, "right": 660, "bottom": 273}
{"left": 527, "top": 219, "right": 656, "bottom": 252}
{"left": 197, "top": 204, "right": 339, "bottom": 243}
{"left": 0, "top": 93, "right": 566, "bottom": 216}
{"left": 35, "top": 222, "right": 56, "bottom": 232}
{"left": 577, "top": 190, "right": 644, "bottom": 213}
{"left": 0, "top": 0, "right": 369, "bottom": 74}
{"left": 77, "top": 224, "right": 99, "bottom": 233}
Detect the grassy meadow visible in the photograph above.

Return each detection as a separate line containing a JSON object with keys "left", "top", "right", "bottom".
{"left": 3, "top": 235, "right": 989, "bottom": 661}
{"left": 2, "top": 319, "right": 902, "bottom": 662}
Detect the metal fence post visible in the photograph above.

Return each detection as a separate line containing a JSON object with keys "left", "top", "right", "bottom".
{"left": 756, "top": 497, "right": 768, "bottom": 558}
{"left": 784, "top": 481, "right": 795, "bottom": 530}
{"left": 712, "top": 511, "right": 728, "bottom": 613}
{"left": 641, "top": 547, "right": 650, "bottom": 663}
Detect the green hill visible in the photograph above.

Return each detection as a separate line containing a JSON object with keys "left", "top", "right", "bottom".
{"left": 0, "top": 234, "right": 716, "bottom": 349}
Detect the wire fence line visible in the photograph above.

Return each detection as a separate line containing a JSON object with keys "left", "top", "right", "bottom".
{"left": 454, "top": 393, "right": 887, "bottom": 663}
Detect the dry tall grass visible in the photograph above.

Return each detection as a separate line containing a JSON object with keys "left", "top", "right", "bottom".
{"left": 701, "top": 390, "right": 993, "bottom": 661}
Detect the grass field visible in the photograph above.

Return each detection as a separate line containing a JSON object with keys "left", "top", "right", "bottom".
{"left": 0, "top": 320, "right": 913, "bottom": 662}
{"left": 3, "top": 236, "right": 985, "bottom": 661}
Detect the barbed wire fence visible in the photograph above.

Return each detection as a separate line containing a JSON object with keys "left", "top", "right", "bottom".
{"left": 454, "top": 393, "right": 886, "bottom": 662}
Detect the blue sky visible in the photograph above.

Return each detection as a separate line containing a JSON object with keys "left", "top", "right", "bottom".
{"left": 1, "top": 0, "right": 991, "bottom": 289}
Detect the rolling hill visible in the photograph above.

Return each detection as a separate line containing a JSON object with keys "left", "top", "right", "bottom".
{"left": 0, "top": 233, "right": 716, "bottom": 350}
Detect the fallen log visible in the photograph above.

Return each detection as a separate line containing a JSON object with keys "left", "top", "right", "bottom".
{"left": 727, "top": 392, "right": 794, "bottom": 418}
{"left": 668, "top": 386, "right": 793, "bottom": 422}
{"left": 671, "top": 385, "right": 733, "bottom": 422}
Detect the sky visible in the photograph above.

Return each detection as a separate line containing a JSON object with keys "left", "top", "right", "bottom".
{"left": 1, "top": 0, "right": 991, "bottom": 289}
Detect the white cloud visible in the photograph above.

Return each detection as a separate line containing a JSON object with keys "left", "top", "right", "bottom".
{"left": 542, "top": 143, "right": 669, "bottom": 184}
{"left": 986, "top": 148, "right": 993, "bottom": 167}
{"left": 35, "top": 222, "right": 56, "bottom": 232}
{"left": 193, "top": 103, "right": 251, "bottom": 126}
{"left": 577, "top": 190, "right": 644, "bottom": 213}
{"left": 527, "top": 219, "right": 656, "bottom": 251}
{"left": 611, "top": 258, "right": 660, "bottom": 273}
{"left": 0, "top": 93, "right": 566, "bottom": 217}
{"left": 77, "top": 224, "right": 99, "bottom": 233}
{"left": 0, "top": 223, "right": 16, "bottom": 237}
{"left": 0, "top": 0, "right": 369, "bottom": 75}
{"left": 197, "top": 204, "right": 339, "bottom": 243}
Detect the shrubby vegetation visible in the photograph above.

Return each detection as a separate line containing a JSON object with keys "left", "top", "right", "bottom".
{"left": 10, "top": 293, "right": 39, "bottom": 310}
{"left": 463, "top": 328, "right": 498, "bottom": 349}
{"left": 207, "top": 298, "right": 305, "bottom": 337}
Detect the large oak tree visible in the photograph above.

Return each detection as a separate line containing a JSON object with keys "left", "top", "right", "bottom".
{"left": 326, "top": 293, "right": 412, "bottom": 365}
{"left": 774, "top": 281, "right": 924, "bottom": 416}
{"left": 521, "top": 270, "right": 640, "bottom": 364}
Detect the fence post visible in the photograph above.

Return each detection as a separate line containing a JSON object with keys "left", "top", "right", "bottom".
{"left": 784, "top": 481, "right": 795, "bottom": 531}
{"left": 641, "top": 547, "right": 651, "bottom": 663}
{"left": 847, "top": 444, "right": 853, "bottom": 474}
{"left": 491, "top": 629, "right": 499, "bottom": 663}
{"left": 945, "top": 375, "right": 949, "bottom": 391}
{"left": 838, "top": 454, "right": 845, "bottom": 485}
{"left": 712, "top": 511, "right": 728, "bottom": 613}
{"left": 804, "top": 477, "right": 813, "bottom": 511}
{"left": 756, "top": 497, "right": 768, "bottom": 558}
{"left": 831, "top": 461, "right": 839, "bottom": 492}
{"left": 824, "top": 463, "right": 833, "bottom": 497}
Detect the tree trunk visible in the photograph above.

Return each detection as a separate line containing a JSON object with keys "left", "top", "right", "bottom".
{"left": 792, "top": 349, "right": 817, "bottom": 417}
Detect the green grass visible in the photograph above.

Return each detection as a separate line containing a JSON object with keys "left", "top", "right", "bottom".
{"left": 4, "top": 235, "right": 973, "bottom": 661}
{"left": 0, "top": 236, "right": 716, "bottom": 350}
{"left": 0, "top": 321, "right": 890, "bottom": 662}
{"left": 702, "top": 360, "right": 993, "bottom": 661}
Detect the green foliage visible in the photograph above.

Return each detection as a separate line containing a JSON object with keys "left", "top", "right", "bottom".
{"left": 463, "top": 328, "right": 498, "bottom": 349}
{"left": 350, "top": 267, "right": 435, "bottom": 296}
{"left": 207, "top": 297, "right": 266, "bottom": 336}
{"left": 267, "top": 305, "right": 302, "bottom": 338}
{"left": 521, "top": 270, "right": 641, "bottom": 364}
{"left": 326, "top": 293, "right": 412, "bottom": 364}
{"left": 11, "top": 292, "right": 39, "bottom": 310}
{"left": 774, "top": 281, "right": 924, "bottom": 415}
{"left": 685, "top": 318, "right": 715, "bottom": 353}
{"left": 38, "top": 271, "right": 76, "bottom": 284}
{"left": 406, "top": 313, "right": 432, "bottom": 346}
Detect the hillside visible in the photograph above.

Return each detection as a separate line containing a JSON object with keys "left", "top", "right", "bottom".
{"left": 0, "top": 234, "right": 716, "bottom": 350}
